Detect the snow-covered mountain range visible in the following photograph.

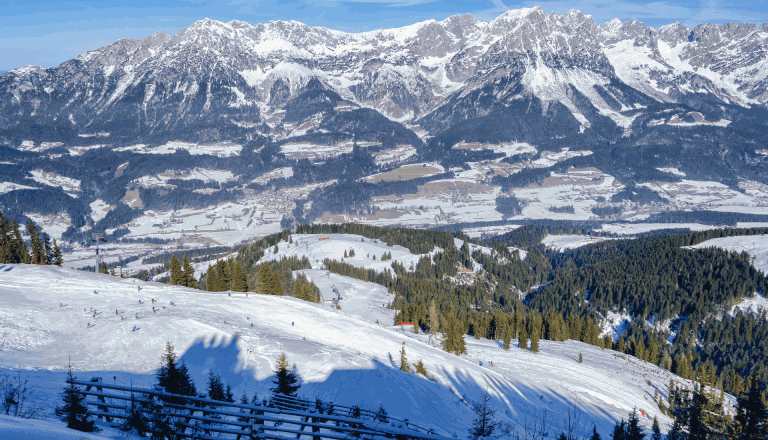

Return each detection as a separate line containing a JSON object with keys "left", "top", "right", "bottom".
{"left": 2, "top": 7, "right": 767, "bottom": 142}
{"left": 2, "top": 7, "right": 768, "bottom": 245}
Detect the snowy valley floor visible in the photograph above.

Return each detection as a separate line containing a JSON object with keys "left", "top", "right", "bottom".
{"left": 0, "top": 264, "right": 688, "bottom": 439}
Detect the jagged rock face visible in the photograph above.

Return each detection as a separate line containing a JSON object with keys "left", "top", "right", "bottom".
{"left": 0, "top": 7, "right": 767, "bottom": 146}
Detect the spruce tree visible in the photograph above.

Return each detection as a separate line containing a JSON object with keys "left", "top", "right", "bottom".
{"left": 469, "top": 391, "right": 499, "bottom": 440}
{"left": 156, "top": 342, "right": 197, "bottom": 404}
{"left": 53, "top": 239, "right": 62, "bottom": 266}
{"left": 519, "top": 317, "right": 529, "bottom": 350}
{"left": 271, "top": 353, "right": 300, "bottom": 396}
{"left": 182, "top": 254, "right": 197, "bottom": 288}
{"left": 734, "top": 374, "right": 768, "bottom": 440}
{"left": 650, "top": 417, "right": 662, "bottom": 440}
{"left": 216, "top": 259, "right": 230, "bottom": 290}
{"left": 207, "top": 370, "right": 225, "bottom": 401}
{"left": 56, "top": 363, "right": 97, "bottom": 432}
{"left": 206, "top": 265, "right": 218, "bottom": 291}
{"left": 612, "top": 421, "right": 625, "bottom": 440}
{"left": 231, "top": 261, "right": 247, "bottom": 292}
{"left": 441, "top": 313, "right": 467, "bottom": 356}
{"left": 10, "top": 220, "right": 27, "bottom": 263}
{"left": 400, "top": 343, "right": 410, "bottom": 372}
{"left": 99, "top": 261, "right": 108, "bottom": 274}
{"left": 169, "top": 256, "right": 182, "bottom": 285}
{"left": 26, "top": 220, "right": 43, "bottom": 263}
{"left": 530, "top": 313, "right": 541, "bottom": 353}
{"left": 591, "top": 425, "right": 602, "bottom": 440}
{"left": 625, "top": 409, "right": 644, "bottom": 440}
{"left": 42, "top": 232, "right": 52, "bottom": 264}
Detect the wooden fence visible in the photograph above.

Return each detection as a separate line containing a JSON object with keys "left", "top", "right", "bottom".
{"left": 75, "top": 377, "right": 451, "bottom": 440}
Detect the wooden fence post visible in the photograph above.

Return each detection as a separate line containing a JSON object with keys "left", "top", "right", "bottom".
{"left": 86, "top": 377, "right": 111, "bottom": 422}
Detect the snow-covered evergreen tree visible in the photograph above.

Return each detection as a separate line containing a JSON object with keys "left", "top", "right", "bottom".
{"left": 55, "top": 364, "right": 97, "bottom": 432}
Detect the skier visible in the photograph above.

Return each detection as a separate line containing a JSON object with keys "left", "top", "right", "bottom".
{"left": 132, "top": 325, "right": 137, "bottom": 332}
{"left": 115, "top": 308, "right": 119, "bottom": 315}
{"left": 135, "top": 313, "right": 139, "bottom": 320}
{"left": 292, "top": 322, "right": 294, "bottom": 326}
{"left": 138, "top": 300, "right": 143, "bottom": 304}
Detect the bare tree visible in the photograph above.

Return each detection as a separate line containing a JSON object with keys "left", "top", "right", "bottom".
{"left": 1, "top": 372, "right": 47, "bottom": 419}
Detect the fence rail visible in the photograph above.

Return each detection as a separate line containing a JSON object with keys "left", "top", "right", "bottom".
{"left": 73, "top": 378, "right": 450, "bottom": 440}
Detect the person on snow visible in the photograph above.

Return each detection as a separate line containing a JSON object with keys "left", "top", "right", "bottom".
{"left": 115, "top": 309, "right": 119, "bottom": 315}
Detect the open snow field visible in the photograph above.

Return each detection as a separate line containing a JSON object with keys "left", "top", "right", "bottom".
{"left": 263, "top": 234, "right": 435, "bottom": 273}
{"left": 689, "top": 234, "right": 768, "bottom": 276}
{"left": 0, "top": 264, "right": 690, "bottom": 438}
{"left": 542, "top": 234, "right": 609, "bottom": 251}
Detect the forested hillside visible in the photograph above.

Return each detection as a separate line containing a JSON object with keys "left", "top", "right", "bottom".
{"left": 261, "top": 224, "right": 768, "bottom": 403}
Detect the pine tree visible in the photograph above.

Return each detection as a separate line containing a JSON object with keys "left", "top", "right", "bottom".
{"left": 414, "top": 359, "right": 428, "bottom": 377}
{"left": 650, "top": 417, "right": 662, "bottom": 440}
{"left": 182, "top": 254, "right": 197, "bottom": 288}
{"left": 169, "top": 256, "right": 182, "bottom": 285}
{"left": 625, "top": 409, "right": 644, "bottom": 440}
{"left": 120, "top": 390, "right": 150, "bottom": 436}
{"left": 400, "top": 342, "right": 410, "bottom": 372}
{"left": 441, "top": 313, "right": 467, "bottom": 356}
{"left": 10, "top": 220, "right": 27, "bottom": 263}
{"left": 42, "top": 232, "right": 52, "bottom": 264}
{"left": 155, "top": 342, "right": 197, "bottom": 404}
{"left": 230, "top": 261, "right": 247, "bottom": 292}
{"left": 502, "top": 316, "right": 513, "bottom": 350}
{"left": 612, "top": 421, "right": 626, "bottom": 440}
{"left": 428, "top": 299, "right": 440, "bottom": 336}
{"left": 99, "top": 261, "right": 108, "bottom": 274}
{"left": 519, "top": 317, "right": 528, "bottom": 350}
{"left": 53, "top": 239, "right": 62, "bottom": 266}
{"left": 26, "top": 220, "right": 43, "bottom": 263}
{"left": 271, "top": 353, "right": 300, "bottom": 396}
{"left": 216, "top": 259, "right": 230, "bottom": 290}
{"left": 734, "top": 374, "right": 768, "bottom": 440}
{"left": 206, "top": 265, "right": 218, "bottom": 291}
{"left": 207, "top": 370, "right": 226, "bottom": 401}
{"left": 591, "top": 425, "right": 602, "bottom": 440}
{"left": 530, "top": 313, "right": 541, "bottom": 353}
{"left": 469, "top": 391, "right": 499, "bottom": 440}
{"left": 56, "top": 363, "right": 97, "bottom": 432}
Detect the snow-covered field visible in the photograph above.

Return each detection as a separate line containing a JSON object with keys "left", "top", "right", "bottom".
{"left": 689, "top": 234, "right": 768, "bottom": 276}
{"left": 0, "top": 264, "right": 686, "bottom": 439}
{"left": 597, "top": 223, "right": 717, "bottom": 235}
{"left": 263, "top": 233, "right": 434, "bottom": 273}
{"left": 114, "top": 141, "right": 242, "bottom": 157}
{"left": 542, "top": 234, "right": 608, "bottom": 251}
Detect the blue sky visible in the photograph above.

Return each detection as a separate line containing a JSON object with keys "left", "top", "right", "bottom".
{"left": 1, "top": 0, "right": 766, "bottom": 71}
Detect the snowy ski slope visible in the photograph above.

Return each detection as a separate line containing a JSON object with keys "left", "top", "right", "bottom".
{"left": 0, "top": 264, "right": 691, "bottom": 438}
